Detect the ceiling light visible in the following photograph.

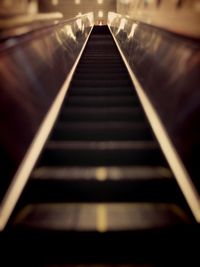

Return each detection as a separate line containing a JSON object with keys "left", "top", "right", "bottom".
{"left": 52, "top": 0, "right": 59, "bottom": 5}
{"left": 98, "top": 10, "right": 104, "bottom": 18}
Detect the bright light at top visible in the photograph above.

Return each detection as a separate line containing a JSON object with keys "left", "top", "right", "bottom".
{"left": 108, "top": 12, "right": 118, "bottom": 25}
{"left": 88, "top": 13, "right": 94, "bottom": 26}
{"left": 119, "top": 0, "right": 130, "bottom": 4}
{"left": 76, "top": 18, "right": 82, "bottom": 30}
{"left": 97, "top": 0, "right": 103, "bottom": 4}
{"left": 52, "top": 0, "right": 59, "bottom": 5}
{"left": 65, "top": 25, "right": 76, "bottom": 41}
{"left": 75, "top": 0, "right": 81, "bottom": 4}
{"left": 98, "top": 10, "right": 104, "bottom": 18}
{"left": 116, "top": 18, "right": 127, "bottom": 34}
{"left": 128, "top": 23, "right": 138, "bottom": 39}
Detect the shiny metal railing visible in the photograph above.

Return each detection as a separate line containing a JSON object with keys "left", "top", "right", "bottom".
{"left": 108, "top": 12, "right": 200, "bottom": 222}
{"left": 0, "top": 12, "right": 94, "bottom": 230}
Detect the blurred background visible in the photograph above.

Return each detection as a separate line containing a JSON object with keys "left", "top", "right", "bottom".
{"left": 0, "top": 0, "right": 200, "bottom": 36}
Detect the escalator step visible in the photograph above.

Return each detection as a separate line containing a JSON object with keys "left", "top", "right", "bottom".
{"left": 69, "top": 87, "right": 136, "bottom": 96}
{"left": 32, "top": 166, "right": 172, "bottom": 181}
{"left": 14, "top": 203, "right": 189, "bottom": 231}
{"left": 39, "top": 141, "right": 165, "bottom": 166}
{"left": 71, "top": 79, "right": 132, "bottom": 88}
{"left": 76, "top": 66, "right": 128, "bottom": 73}
{"left": 59, "top": 107, "right": 145, "bottom": 122}
{"left": 51, "top": 122, "right": 153, "bottom": 141}
{"left": 65, "top": 96, "right": 140, "bottom": 107}
{"left": 73, "top": 73, "right": 130, "bottom": 80}
{"left": 28, "top": 166, "right": 177, "bottom": 202}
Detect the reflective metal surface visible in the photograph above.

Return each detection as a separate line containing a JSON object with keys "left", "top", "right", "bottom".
{"left": 0, "top": 13, "right": 93, "bottom": 204}
{"left": 108, "top": 12, "right": 200, "bottom": 219}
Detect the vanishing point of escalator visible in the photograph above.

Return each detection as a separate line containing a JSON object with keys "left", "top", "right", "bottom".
{"left": 7, "top": 26, "right": 193, "bottom": 265}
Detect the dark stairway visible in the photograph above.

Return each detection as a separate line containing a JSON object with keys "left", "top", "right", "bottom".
{"left": 5, "top": 26, "right": 195, "bottom": 266}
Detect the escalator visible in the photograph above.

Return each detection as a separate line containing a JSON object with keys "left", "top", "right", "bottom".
{"left": 2, "top": 26, "right": 196, "bottom": 266}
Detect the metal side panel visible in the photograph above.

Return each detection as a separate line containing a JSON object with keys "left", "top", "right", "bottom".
{"left": 108, "top": 12, "right": 200, "bottom": 222}
{"left": 0, "top": 13, "right": 94, "bottom": 230}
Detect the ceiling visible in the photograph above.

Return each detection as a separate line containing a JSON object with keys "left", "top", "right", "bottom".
{"left": 39, "top": 0, "right": 117, "bottom": 24}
